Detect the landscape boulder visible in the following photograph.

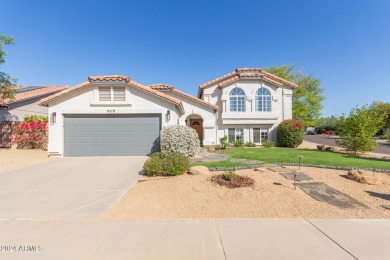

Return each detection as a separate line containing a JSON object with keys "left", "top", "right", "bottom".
{"left": 346, "top": 170, "right": 382, "bottom": 185}
{"left": 208, "top": 147, "right": 216, "bottom": 152}
{"left": 188, "top": 166, "right": 210, "bottom": 175}
{"left": 317, "top": 144, "right": 325, "bottom": 150}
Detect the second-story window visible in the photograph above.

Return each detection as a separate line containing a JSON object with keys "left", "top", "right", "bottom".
{"left": 255, "top": 87, "right": 271, "bottom": 112}
{"left": 99, "top": 86, "right": 126, "bottom": 101}
{"left": 229, "top": 87, "right": 245, "bottom": 112}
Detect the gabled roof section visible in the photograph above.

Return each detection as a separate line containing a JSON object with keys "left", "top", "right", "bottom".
{"left": 2, "top": 86, "right": 68, "bottom": 105}
{"left": 198, "top": 68, "right": 298, "bottom": 97}
{"left": 149, "top": 84, "right": 218, "bottom": 110}
{"left": 37, "top": 75, "right": 185, "bottom": 114}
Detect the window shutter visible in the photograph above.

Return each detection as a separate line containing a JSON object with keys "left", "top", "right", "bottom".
{"left": 99, "top": 87, "right": 111, "bottom": 101}
{"left": 113, "top": 87, "right": 126, "bottom": 101}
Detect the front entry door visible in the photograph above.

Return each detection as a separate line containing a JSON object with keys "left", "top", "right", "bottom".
{"left": 190, "top": 119, "right": 203, "bottom": 145}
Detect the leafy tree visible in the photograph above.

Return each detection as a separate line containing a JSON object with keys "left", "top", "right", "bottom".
{"left": 336, "top": 105, "right": 386, "bottom": 154}
{"left": 0, "top": 34, "right": 16, "bottom": 102}
{"left": 265, "top": 65, "right": 324, "bottom": 126}
{"left": 371, "top": 101, "right": 390, "bottom": 130}
{"left": 315, "top": 115, "right": 339, "bottom": 133}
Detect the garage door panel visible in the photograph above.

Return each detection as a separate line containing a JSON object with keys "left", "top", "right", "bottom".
{"left": 64, "top": 114, "right": 161, "bottom": 156}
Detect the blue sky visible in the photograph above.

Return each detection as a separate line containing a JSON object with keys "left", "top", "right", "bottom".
{"left": 1, "top": 0, "right": 389, "bottom": 116}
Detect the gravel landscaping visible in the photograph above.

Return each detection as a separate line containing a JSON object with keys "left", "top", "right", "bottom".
{"left": 0, "top": 148, "right": 50, "bottom": 173}
{"left": 106, "top": 166, "right": 390, "bottom": 219}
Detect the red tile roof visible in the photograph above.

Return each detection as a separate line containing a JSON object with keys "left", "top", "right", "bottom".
{"left": 88, "top": 75, "right": 131, "bottom": 83}
{"left": 149, "top": 84, "right": 218, "bottom": 110}
{"left": 2, "top": 86, "right": 68, "bottom": 105}
{"left": 37, "top": 81, "right": 90, "bottom": 106}
{"left": 198, "top": 68, "right": 298, "bottom": 97}
{"left": 149, "top": 84, "right": 174, "bottom": 90}
{"left": 37, "top": 76, "right": 185, "bottom": 114}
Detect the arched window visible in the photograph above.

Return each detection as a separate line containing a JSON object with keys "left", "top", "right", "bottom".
{"left": 255, "top": 87, "right": 271, "bottom": 112}
{"left": 229, "top": 88, "right": 246, "bottom": 112}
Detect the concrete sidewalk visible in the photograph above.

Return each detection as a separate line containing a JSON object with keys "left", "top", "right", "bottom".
{"left": 0, "top": 218, "right": 389, "bottom": 260}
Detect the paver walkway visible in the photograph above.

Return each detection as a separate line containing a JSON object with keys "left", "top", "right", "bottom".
{"left": 297, "top": 182, "right": 367, "bottom": 209}
{"left": 190, "top": 148, "right": 228, "bottom": 163}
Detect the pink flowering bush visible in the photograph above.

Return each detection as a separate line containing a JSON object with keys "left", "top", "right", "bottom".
{"left": 13, "top": 120, "right": 48, "bottom": 149}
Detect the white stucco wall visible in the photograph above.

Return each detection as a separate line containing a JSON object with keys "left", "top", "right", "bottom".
{"left": 46, "top": 83, "right": 180, "bottom": 155}
{"left": 202, "top": 79, "right": 294, "bottom": 144}
{"left": 163, "top": 91, "right": 217, "bottom": 145}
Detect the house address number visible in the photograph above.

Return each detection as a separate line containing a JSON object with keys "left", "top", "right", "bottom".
{"left": 107, "top": 109, "right": 116, "bottom": 113}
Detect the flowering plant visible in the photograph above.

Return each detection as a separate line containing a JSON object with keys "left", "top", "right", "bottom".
{"left": 276, "top": 119, "right": 305, "bottom": 147}
{"left": 13, "top": 120, "right": 48, "bottom": 149}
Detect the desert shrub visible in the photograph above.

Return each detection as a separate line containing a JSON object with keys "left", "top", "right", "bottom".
{"left": 222, "top": 170, "right": 238, "bottom": 180}
{"left": 143, "top": 152, "right": 189, "bottom": 176}
{"left": 232, "top": 140, "right": 244, "bottom": 147}
{"left": 13, "top": 120, "right": 48, "bottom": 149}
{"left": 216, "top": 135, "right": 229, "bottom": 149}
{"left": 23, "top": 114, "right": 48, "bottom": 123}
{"left": 160, "top": 125, "right": 200, "bottom": 157}
{"left": 336, "top": 105, "right": 386, "bottom": 154}
{"left": 244, "top": 141, "right": 256, "bottom": 147}
{"left": 276, "top": 119, "right": 304, "bottom": 148}
{"left": 262, "top": 140, "right": 275, "bottom": 148}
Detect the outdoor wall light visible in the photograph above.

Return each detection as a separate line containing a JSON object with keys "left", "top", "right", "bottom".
{"left": 50, "top": 112, "right": 56, "bottom": 124}
{"left": 166, "top": 110, "right": 171, "bottom": 122}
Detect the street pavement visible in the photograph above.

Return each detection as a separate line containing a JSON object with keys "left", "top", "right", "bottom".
{"left": 0, "top": 218, "right": 389, "bottom": 259}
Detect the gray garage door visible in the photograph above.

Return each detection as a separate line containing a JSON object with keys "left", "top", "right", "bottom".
{"left": 64, "top": 114, "right": 161, "bottom": 156}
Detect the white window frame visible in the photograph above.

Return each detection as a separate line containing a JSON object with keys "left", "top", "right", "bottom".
{"left": 229, "top": 88, "right": 246, "bottom": 112}
{"left": 255, "top": 87, "right": 271, "bottom": 112}
{"left": 253, "top": 128, "right": 269, "bottom": 144}
{"left": 228, "top": 128, "right": 244, "bottom": 142}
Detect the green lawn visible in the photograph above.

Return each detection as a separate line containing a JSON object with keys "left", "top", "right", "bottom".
{"left": 192, "top": 147, "right": 390, "bottom": 169}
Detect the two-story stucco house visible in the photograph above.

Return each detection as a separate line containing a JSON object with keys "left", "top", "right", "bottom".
{"left": 37, "top": 68, "right": 297, "bottom": 156}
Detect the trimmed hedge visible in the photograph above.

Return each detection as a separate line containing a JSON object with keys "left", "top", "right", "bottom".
{"left": 276, "top": 119, "right": 304, "bottom": 148}
{"left": 143, "top": 152, "right": 189, "bottom": 176}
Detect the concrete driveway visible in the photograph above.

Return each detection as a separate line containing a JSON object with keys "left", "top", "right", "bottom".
{"left": 0, "top": 156, "right": 146, "bottom": 219}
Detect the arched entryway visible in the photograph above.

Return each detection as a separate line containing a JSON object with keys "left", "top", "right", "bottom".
{"left": 186, "top": 114, "right": 203, "bottom": 146}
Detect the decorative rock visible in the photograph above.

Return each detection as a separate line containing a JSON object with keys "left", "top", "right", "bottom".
{"left": 325, "top": 146, "right": 333, "bottom": 151}
{"left": 188, "top": 166, "right": 210, "bottom": 175}
{"left": 346, "top": 170, "right": 382, "bottom": 185}
{"left": 208, "top": 147, "right": 216, "bottom": 152}
{"left": 230, "top": 158, "right": 247, "bottom": 163}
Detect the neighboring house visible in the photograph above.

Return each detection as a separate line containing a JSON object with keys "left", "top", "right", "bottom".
{"left": 37, "top": 68, "right": 297, "bottom": 156}
{"left": 0, "top": 86, "right": 68, "bottom": 122}
{"left": 0, "top": 86, "right": 68, "bottom": 148}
